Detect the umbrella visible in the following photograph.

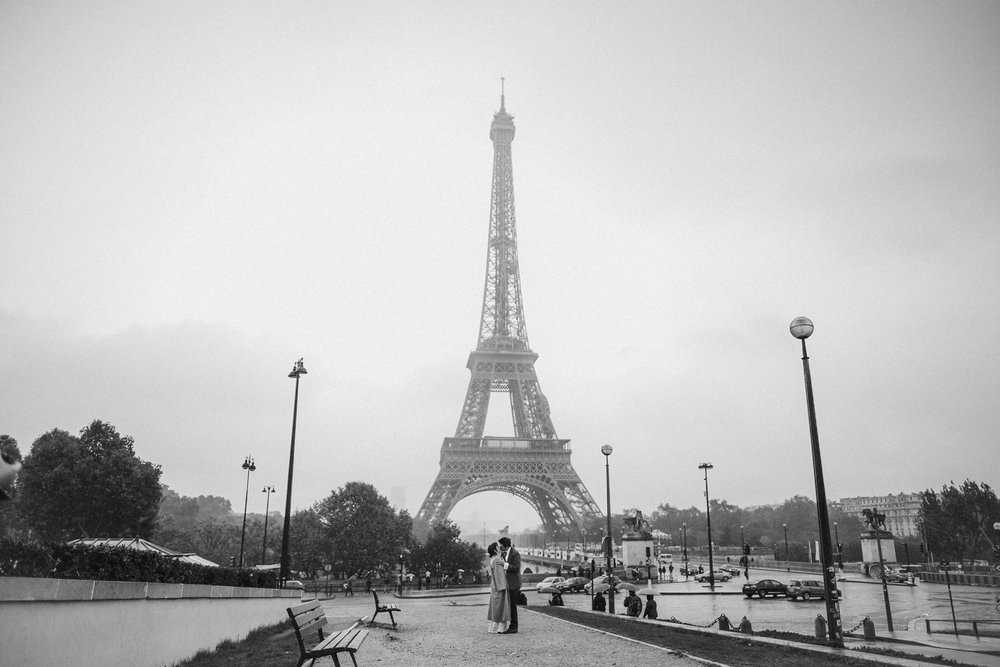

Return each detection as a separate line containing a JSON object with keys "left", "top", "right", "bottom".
{"left": 638, "top": 588, "right": 657, "bottom": 596}
{"left": 540, "top": 586, "right": 561, "bottom": 594}
{"left": 591, "top": 583, "right": 611, "bottom": 594}
{"left": 617, "top": 582, "right": 639, "bottom": 592}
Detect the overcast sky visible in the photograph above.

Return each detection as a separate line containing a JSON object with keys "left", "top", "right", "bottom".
{"left": 3, "top": 1, "right": 998, "bottom": 535}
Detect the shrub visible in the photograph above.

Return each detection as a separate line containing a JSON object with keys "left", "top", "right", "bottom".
{"left": 0, "top": 538, "right": 278, "bottom": 587}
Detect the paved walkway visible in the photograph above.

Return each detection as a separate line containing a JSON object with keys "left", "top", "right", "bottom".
{"left": 322, "top": 594, "right": 705, "bottom": 666}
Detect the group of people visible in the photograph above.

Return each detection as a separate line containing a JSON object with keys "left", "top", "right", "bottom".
{"left": 591, "top": 589, "right": 657, "bottom": 619}
{"left": 485, "top": 535, "right": 664, "bottom": 634}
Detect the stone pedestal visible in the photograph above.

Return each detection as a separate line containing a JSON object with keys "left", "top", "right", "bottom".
{"left": 622, "top": 537, "right": 654, "bottom": 569}
{"left": 860, "top": 532, "right": 897, "bottom": 564}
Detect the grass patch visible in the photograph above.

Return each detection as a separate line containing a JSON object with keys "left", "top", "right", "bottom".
{"left": 176, "top": 622, "right": 300, "bottom": 666}
{"left": 531, "top": 607, "right": 979, "bottom": 667}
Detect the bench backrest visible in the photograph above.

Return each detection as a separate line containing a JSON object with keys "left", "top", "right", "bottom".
{"left": 372, "top": 592, "right": 381, "bottom": 605}
{"left": 288, "top": 600, "right": 327, "bottom": 652}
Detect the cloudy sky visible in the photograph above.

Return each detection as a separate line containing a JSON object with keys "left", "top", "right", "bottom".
{"left": 3, "top": 1, "right": 998, "bottom": 535}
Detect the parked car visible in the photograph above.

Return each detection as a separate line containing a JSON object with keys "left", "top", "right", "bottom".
{"left": 679, "top": 564, "right": 703, "bottom": 576}
{"left": 657, "top": 554, "right": 673, "bottom": 564}
{"left": 554, "top": 577, "right": 589, "bottom": 593}
{"left": 535, "top": 576, "right": 565, "bottom": 592}
{"left": 719, "top": 564, "right": 742, "bottom": 576}
{"left": 693, "top": 570, "right": 731, "bottom": 583}
{"left": 882, "top": 570, "right": 911, "bottom": 583}
{"left": 742, "top": 579, "right": 787, "bottom": 598}
{"left": 786, "top": 579, "right": 842, "bottom": 600}
{"left": 583, "top": 575, "right": 622, "bottom": 594}
{"left": 284, "top": 580, "right": 305, "bottom": 591}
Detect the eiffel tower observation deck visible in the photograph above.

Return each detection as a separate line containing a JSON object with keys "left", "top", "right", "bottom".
{"left": 417, "top": 89, "right": 602, "bottom": 537}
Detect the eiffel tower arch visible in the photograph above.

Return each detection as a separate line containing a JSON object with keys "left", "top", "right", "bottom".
{"left": 417, "top": 90, "right": 603, "bottom": 537}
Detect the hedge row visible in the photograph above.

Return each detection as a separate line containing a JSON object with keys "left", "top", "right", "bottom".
{"left": 0, "top": 538, "right": 278, "bottom": 588}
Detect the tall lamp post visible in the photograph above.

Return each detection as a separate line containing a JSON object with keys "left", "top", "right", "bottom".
{"left": 783, "top": 523, "right": 789, "bottom": 571}
{"left": 699, "top": 463, "right": 716, "bottom": 590}
{"left": 238, "top": 456, "right": 256, "bottom": 568}
{"left": 261, "top": 485, "right": 275, "bottom": 564}
{"left": 740, "top": 524, "right": 747, "bottom": 574}
{"left": 834, "top": 521, "right": 844, "bottom": 571}
{"left": 790, "top": 317, "right": 843, "bottom": 646}
{"left": 682, "top": 522, "right": 688, "bottom": 579}
{"left": 279, "top": 358, "right": 307, "bottom": 585}
{"left": 601, "top": 443, "right": 615, "bottom": 614}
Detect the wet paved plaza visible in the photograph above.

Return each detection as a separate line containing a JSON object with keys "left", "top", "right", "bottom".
{"left": 542, "top": 567, "right": 1000, "bottom": 638}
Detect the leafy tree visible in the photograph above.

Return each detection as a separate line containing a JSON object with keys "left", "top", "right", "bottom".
{"left": 312, "top": 482, "right": 411, "bottom": 577}
{"left": 289, "top": 508, "right": 330, "bottom": 578}
{"left": 410, "top": 519, "right": 483, "bottom": 581}
{"left": 920, "top": 480, "right": 1000, "bottom": 566}
{"left": 15, "top": 422, "right": 162, "bottom": 541}
{"left": 153, "top": 486, "right": 244, "bottom": 561}
{"left": 0, "top": 435, "right": 22, "bottom": 537}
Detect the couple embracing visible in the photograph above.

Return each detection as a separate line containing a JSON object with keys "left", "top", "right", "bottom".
{"left": 486, "top": 536, "right": 521, "bottom": 634}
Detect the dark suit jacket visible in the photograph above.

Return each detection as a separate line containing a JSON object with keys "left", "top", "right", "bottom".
{"left": 504, "top": 547, "right": 522, "bottom": 590}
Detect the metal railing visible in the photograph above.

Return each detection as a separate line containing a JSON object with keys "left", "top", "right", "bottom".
{"left": 923, "top": 618, "right": 1000, "bottom": 639}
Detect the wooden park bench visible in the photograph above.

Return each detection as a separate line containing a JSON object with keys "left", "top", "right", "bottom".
{"left": 369, "top": 591, "right": 402, "bottom": 628}
{"left": 287, "top": 599, "right": 369, "bottom": 667}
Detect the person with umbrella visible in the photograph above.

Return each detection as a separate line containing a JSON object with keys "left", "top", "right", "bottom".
{"left": 542, "top": 586, "right": 564, "bottom": 606}
{"left": 624, "top": 588, "right": 642, "bottom": 616}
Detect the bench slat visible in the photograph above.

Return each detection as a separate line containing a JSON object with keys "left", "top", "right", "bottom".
{"left": 310, "top": 628, "right": 369, "bottom": 655}
{"left": 288, "top": 600, "right": 322, "bottom": 617}
{"left": 295, "top": 607, "right": 329, "bottom": 633}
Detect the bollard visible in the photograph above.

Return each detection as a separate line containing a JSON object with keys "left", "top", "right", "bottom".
{"left": 863, "top": 617, "right": 876, "bottom": 640}
{"left": 815, "top": 614, "right": 827, "bottom": 638}
{"left": 718, "top": 613, "right": 731, "bottom": 631}
{"left": 738, "top": 616, "right": 753, "bottom": 634}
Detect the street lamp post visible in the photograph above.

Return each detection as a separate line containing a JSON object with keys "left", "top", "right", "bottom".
{"left": 783, "top": 523, "right": 789, "bottom": 571}
{"left": 682, "top": 522, "right": 688, "bottom": 580}
{"left": 261, "top": 485, "right": 275, "bottom": 564}
{"left": 790, "top": 316, "right": 843, "bottom": 646}
{"left": 279, "top": 358, "right": 307, "bottom": 586}
{"left": 238, "top": 456, "right": 256, "bottom": 568}
{"left": 601, "top": 443, "right": 615, "bottom": 614}
{"left": 871, "top": 506, "right": 894, "bottom": 631}
{"left": 699, "top": 463, "right": 716, "bottom": 590}
{"left": 740, "top": 524, "right": 747, "bottom": 575}
{"left": 834, "top": 521, "right": 844, "bottom": 572}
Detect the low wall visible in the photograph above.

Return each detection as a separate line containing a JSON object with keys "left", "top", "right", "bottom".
{"left": 0, "top": 576, "right": 301, "bottom": 667}
{"left": 919, "top": 571, "right": 1000, "bottom": 587}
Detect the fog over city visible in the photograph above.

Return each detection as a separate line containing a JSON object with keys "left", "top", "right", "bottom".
{"left": 2, "top": 2, "right": 998, "bottom": 533}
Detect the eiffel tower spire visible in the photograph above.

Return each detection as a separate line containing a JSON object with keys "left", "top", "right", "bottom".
{"left": 417, "top": 92, "right": 602, "bottom": 536}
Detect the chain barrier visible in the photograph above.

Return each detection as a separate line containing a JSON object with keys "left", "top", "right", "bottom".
{"left": 696, "top": 614, "right": 725, "bottom": 628}
{"left": 845, "top": 616, "right": 870, "bottom": 635}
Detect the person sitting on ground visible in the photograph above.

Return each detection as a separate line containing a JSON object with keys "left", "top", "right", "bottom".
{"left": 592, "top": 591, "right": 606, "bottom": 612}
{"left": 625, "top": 590, "right": 642, "bottom": 617}
{"left": 548, "top": 591, "right": 564, "bottom": 606}
{"left": 642, "top": 594, "right": 657, "bottom": 619}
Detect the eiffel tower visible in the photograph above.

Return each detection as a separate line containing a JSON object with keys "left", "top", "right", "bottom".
{"left": 417, "top": 90, "right": 603, "bottom": 537}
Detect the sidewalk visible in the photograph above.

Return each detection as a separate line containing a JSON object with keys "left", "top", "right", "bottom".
{"left": 325, "top": 594, "right": 704, "bottom": 666}
{"left": 845, "top": 630, "right": 1000, "bottom": 667}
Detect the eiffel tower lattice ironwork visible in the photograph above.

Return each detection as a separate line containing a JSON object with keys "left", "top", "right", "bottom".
{"left": 417, "top": 92, "right": 603, "bottom": 537}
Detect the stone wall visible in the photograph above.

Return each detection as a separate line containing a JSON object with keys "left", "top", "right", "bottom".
{"left": 0, "top": 576, "right": 301, "bottom": 666}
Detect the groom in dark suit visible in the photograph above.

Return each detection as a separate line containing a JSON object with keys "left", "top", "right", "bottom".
{"left": 497, "top": 536, "right": 521, "bottom": 633}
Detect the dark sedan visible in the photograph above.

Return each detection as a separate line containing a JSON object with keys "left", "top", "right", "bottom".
{"left": 742, "top": 578, "right": 787, "bottom": 598}
{"left": 554, "top": 577, "right": 589, "bottom": 593}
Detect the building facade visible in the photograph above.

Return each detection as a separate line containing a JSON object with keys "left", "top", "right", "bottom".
{"left": 838, "top": 493, "right": 922, "bottom": 538}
